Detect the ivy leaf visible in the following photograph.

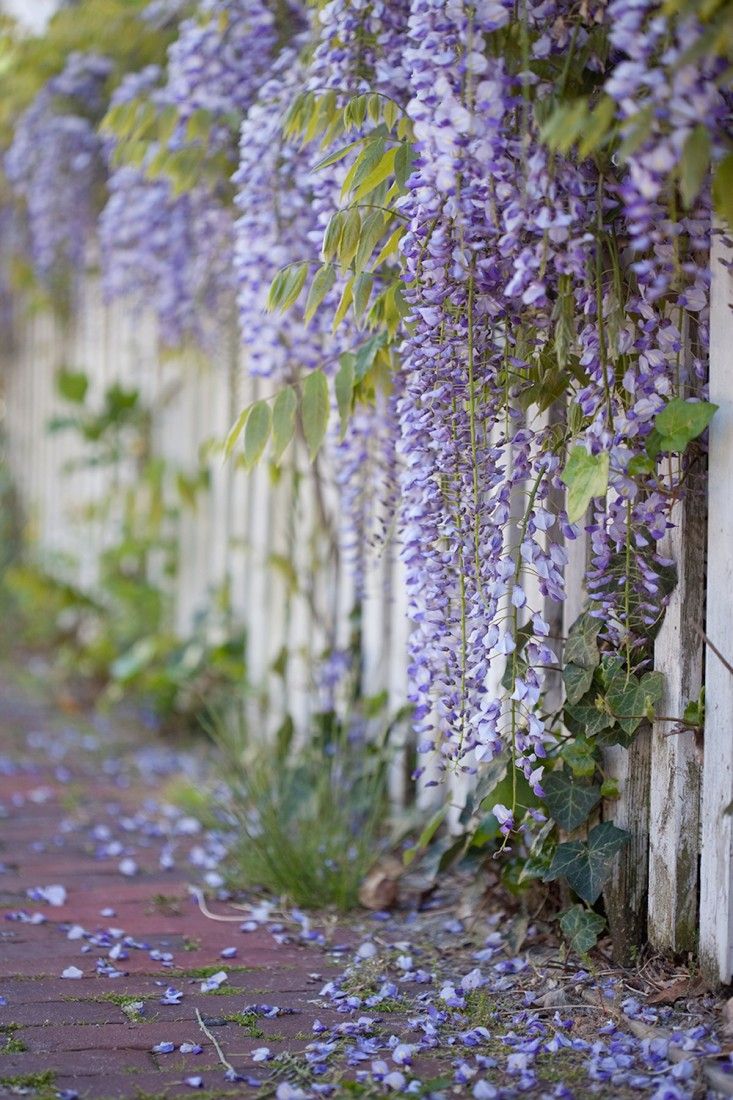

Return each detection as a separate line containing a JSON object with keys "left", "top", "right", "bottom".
{"left": 243, "top": 400, "right": 271, "bottom": 469}
{"left": 559, "top": 738, "right": 598, "bottom": 778}
{"left": 561, "top": 448, "right": 609, "bottom": 523}
{"left": 304, "top": 264, "right": 336, "bottom": 324}
{"left": 545, "top": 822, "right": 630, "bottom": 904}
{"left": 301, "top": 370, "right": 330, "bottom": 460}
{"left": 650, "top": 397, "right": 717, "bottom": 455}
{"left": 606, "top": 666, "right": 665, "bottom": 736}
{"left": 564, "top": 612, "right": 602, "bottom": 670}
{"left": 563, "top": 698, "right": 615, "bottom": 739}
{"left": 563, "top": 663, "right": 594, "bottom": 705}
{"left": 543, "top": 771, "right": 601, "bottom": 831}
{"left": 600, "top": 778, "right": 620, "bottom": 799}
{"left": 559, "top": 906, "right": 606, "bottom": 955}
{"left": 335, "top": 354, "right": 355, "bottom": 439}
{"left": 679, "top": 124, "right": 711, "bottom": 209}
{"left": 683, "top": 686, "right": 705, "bottom": 727}
{"left": 271, "top": 387, "right": 297, "bottom": 464}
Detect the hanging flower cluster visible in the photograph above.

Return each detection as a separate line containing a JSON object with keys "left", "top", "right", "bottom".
{"left": 100, "top": 63, "right": 235, "bottom": 348}
{"left": 5, "top": 52, "right": 112, "bottom": 279}
{"left": 100, "top": 0, "right": 290, "bottom": 346}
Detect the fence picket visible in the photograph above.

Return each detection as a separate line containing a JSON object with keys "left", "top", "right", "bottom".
{"left": 699, "top": 229, "right": 733, "bottom": 984}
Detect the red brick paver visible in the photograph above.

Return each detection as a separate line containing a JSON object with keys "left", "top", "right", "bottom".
{"left": 0, "top": 677, "right": 343, "bottom": 1098}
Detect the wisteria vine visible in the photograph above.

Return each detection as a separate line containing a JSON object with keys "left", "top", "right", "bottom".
{"left": 2, "top": 0, "right": 731, "bottom": 903}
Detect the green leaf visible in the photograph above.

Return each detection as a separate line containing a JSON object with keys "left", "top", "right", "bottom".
{"left": 577, "top": 95, "right": 616, "bottom": 158}
{"left": 651, "top": 397, "right": 717, "bottom": 455}
{"left": 354, "top": 210, "right": 386, "bottom": 273}
{"left": 543, "top": 771, "right": 601, "bottom": 831}
{"left": 301, "top": 370, "right": 330, "bottom": 461}
{"left": 618, "top": 103, "right": 655, "bottom": 161}
{"left": 353, "top": 271, "right": 374, "bottom": 319}
{"left": 312, "top": 138, "right": 362, "bottom": 173}
{"left": 563, "top": 698, "right": 614, "bottom": 739}
{"left": 304, "top": 264, "right": 337, "bottom": 324}
{"left": 560, "top": 738, "right": 598, "bottom": 778}
{"left": 332, "top": 279, "right": 354, "bottom": 330}
{"left": 545, "top": 822, "right": 630, "bottom": 903}
{"left": 56, "top": 368, "right": 88, "bottom": 405}
{"left": 561, "top": 448, "right": 609, "bottom": 523}
{"left": 271, "top": 387, "right": 297, "bottom": 464}
{"left": 679, "top": 124, "right": 711, "bottom": 209}
{"left": 353, "top": 145, "right": 397, "bottom": 202}
{"left": 563, "top": 663, "right": 594, "bottom": 705}
{"left": 353, "top": 331, "right": 389, "bottom": 380}
{"left": 383, "top": 99, "right": 399, "bottom": 130}
{"left": 600, "top": 778, "right": 620, "bottom": 799}
{"left": 627, "top": 454, "right": 656, "bottom": 477}
{"left": 224, "top": 405, "right": 250, "bottom": 459}
{"left": 713, "top": 153, "right": 733, "bottom": 232}
{"left": 342, "top": 137, "right": 383, "bottom": 197}
{"left": 322, "top": 212, "right": 344, "bottom": 262}
{"left": 268, "top": 262, "right": 308, "bottom": 313}
{"left": 373, "top": 226, "right": 403, "bottom": 267}
{"left": 540, "top": 98, "right": 589, "bottom": 154}
{"left": 243, "top": 400, "right": 271, "bottom": 469}
{"left": 338, "top": 208, "right": 362, "bottom": 267}
{"left": 606, "top": 666, "right": 665, "bottom": 737}
{"left": 281, "top": 262, "right": 310, "bottom": 311}
{"left": 565, "top": 612, "right": 602, "bottom": 670}
{"left": 334, "top": 354, "right": 355, "bottom": 439}
{"left": 683, "top": 686, "right": 705, "bottom": 727}
{"left": 559, "top": 905, "right": 606, "bottom": 954}
{"left": 394, "top": 141, "right": 414, "bottom": 188}
{"left": 404, "top": 804, "right": 448, "bottom": 866}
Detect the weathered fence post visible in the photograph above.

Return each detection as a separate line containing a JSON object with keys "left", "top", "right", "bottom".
{"left": 699, "top": 227, "right": 733, "bottom": 984}
{"left": 648, "top": 332, "right": 705, "bottom": 954}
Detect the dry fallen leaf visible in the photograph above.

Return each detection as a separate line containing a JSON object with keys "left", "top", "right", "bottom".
{"left": 358, "top": 857, "right": 402, "bottom": 910}
{"left": 647, "top": 976, "right": 708, "bottom": 1006}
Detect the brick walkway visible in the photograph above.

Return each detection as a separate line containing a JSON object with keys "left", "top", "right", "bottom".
{"left": 0, "top": 673, "right": 346, "bottom": 1099}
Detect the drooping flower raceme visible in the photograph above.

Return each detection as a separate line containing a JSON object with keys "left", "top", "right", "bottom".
{"left": 101, "top": 0, "right": 287, "bottom": 346}
{"left": 5, "top": 52, "right": 113, "bottom": 279}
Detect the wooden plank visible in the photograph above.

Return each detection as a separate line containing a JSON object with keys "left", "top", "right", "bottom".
{"left": 648, "top": 365, "right": 705, "bottom": 953}
{"left": 699, "top": 228, "right": 733, "bottom": 984}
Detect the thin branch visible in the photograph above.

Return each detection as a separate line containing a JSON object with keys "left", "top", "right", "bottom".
{"left": 195, "top": 1007, "right": 238, "bottom": 1077}
{"left": 695, "top": 624, "right": 733, "bottom": 678}
{"left": 188, "top": 885, "right": 245, "bottom": 922}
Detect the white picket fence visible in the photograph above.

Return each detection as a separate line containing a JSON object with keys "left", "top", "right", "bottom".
{"left": 1, "top": 244, "right": 733, "bottom": 981}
